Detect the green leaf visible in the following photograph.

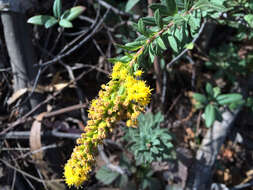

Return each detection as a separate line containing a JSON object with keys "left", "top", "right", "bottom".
{"left": 96, "top": 166, "right": 119, "bottom": 185}
{"left": 163, "top": 16, "right": 174, "bottom": 24}
{"left": 161, "top": 132, "right": 172, "bottom": 139}
{"left": 204, "top": 104, "right": 215, "bottom": 128}
{"left": 118, "top": 86, "right": 125, "bottom": 95}
{"left": 182, "top": 23, "right": 189, "bottom": 41}
{"left": 229, "top": 99, "right": 244, "bottom": 110}
{"left": 193, "top": 93, "right": 207, "bottom": 104}
{"left": 53, "top": 0, "right": 62, "bottom": 18}
{"left": 244, "top": 14, "right": 253, "bottom": 28}
{"left": 149, "top": 44, "right": 155, "bottom": 62}
{"left": 59, "top": 19, "right": 73, "bottom": 28}
{"left": 149, "top": 4, "right": 170, "bottom": 16}
{"left": 152, "top": 139, "right": 160, "bottom": 146}
{"left": 157, "top": 37, "right": 167, "bottom": 50}
{"left": 137, "top": 19, "right": 146, "bottom": 35}
{"left": 142, "top": 17, "right": 156, "bottom": 26}
{"left": 210, "top": 0, "right": 226, "bottom": 6}
{"left": 172, "top": 14, "right": 185, "bottom": 25}
{"left": 194, "top": 102, "right": 204, "bottom": 109}
{"left": 165, "top": 142, "right": 173, "bottom": 149}
{"left": 154, "top": 9, "right": 163, "bottom": 29}
{"left": 126, "top": 112, "right": 173, "bottom": 164}
{"left": 217, "top": 94, "right": 243, "bottom": 105}
{"left": 108, "top": 56, "right": 131, "bottom": 63}
{"left": 213, "top": 87, "right": 221, "bottom": 98}
{"left": 185, "top": 42, "right": 194, "bottom": 50}
{"left": 151, "top": 147, "right": 159, "bottom": 154}
{"left": 188, "top": 15, "right": 201, "bottom": 33}
{"left": 137, "top": 48, "right": 149, "bottom": 66}
{"left": 45, "top": 17, "right": 58, "bottom": 28}
{"left": 125, "top": 0, "right": 140, "bottom": 12}
{"left": 154, "top": 42, "right": 163, "bottom": 56}
{"left": 193, "top": 0, "right": 227, "bottom": 12}
{"left": 164, "top": 0, "right": 177, "bottom": 15}
{"left": 205, "top": 83, "right": 213, "bottom": 97}
{"left": 27, "top": 15, "right": 52, "bottom": 25}
{"left": 120, "top": 40, "right": 145, "bottom": 51}
{"left": 153, "top": 111, "right": 164, "bottom": 124}
{"left": 61, "top": 9, "right": 70, "bottom": 20}
{"left": 168, "top": 36, "right": 178, "bottom": 52}
{"left": 133, "top": 63, "right": 139, "bottom": 72}
{"left": 174, "top": 27, "right": 183, "bottom": 42}
{"left": 62, "top": 6, "right": 86, "bottom": 21}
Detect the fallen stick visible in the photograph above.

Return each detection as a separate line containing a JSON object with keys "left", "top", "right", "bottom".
{"left": 185, "top": 109, "right": 239, "bottom": 190}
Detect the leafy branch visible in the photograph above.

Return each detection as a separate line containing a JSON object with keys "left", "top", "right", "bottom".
{"left": 27, "top": 0, "right": 85, "bottom": 28}
{"left": 110, "top": 0, "right": 227, "bottom": 70}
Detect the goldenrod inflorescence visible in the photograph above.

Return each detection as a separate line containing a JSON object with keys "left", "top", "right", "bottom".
{"left": 64, "top": 62, "right": 151, "bottom": 187}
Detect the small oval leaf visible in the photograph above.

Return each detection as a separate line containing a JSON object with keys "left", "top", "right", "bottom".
{"left": 137, "top": 18, "right": 146, "bottom": 35}
{"left": 59, "top": 19, "right": 73, "bottom": 28}
{"left": 125, "top": 0, "right": 140, "bottom": 12}
{"left": 168, "top": 35, "right": 178, "bottom": 52}
{"left": 142, "top": 17, "right": 156, "bottom": 26}
{"left": 149, "top": 3, "right": 170, "bottom": 16}
{"left": 63, "top": 6, "right": 86, "bottom": 21}
{"left": 157, "top": 37, "right": 167, "bottom": 50}
{"left": 165, "top": 0, "right": 178, "bottom": 16}
{"left": 193, "top": 93, "right": 207, "bottom": 104}
{"left": 27, "top": 15, "right": 52, "bottom": 25}
{"left": 45, "top": 17, "right": 58, "bottom": 28}
{"left": 53, "top": 0, "right": 62, "bottom": 18}
{"left": 149, "top": 44, "right": 155, "bottom": 62}
{"left": 185, "top": 42, "right": 194, "bottom": 50}
{"left": 217, "top": 94, "right": 243, "bottom": 105}
{"left": 204, "top": 104, "right": 215, "bottom": 128}
{"left": 213, "top": 87, "right": 221, "bottom": 98}
{"left": 205, "top": 83, "right": 213, "bottom": 97}
{"left": 154, "top": 9, "right": 162, "bottom": 28}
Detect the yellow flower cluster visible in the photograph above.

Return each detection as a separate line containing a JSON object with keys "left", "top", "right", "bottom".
{"left": 64, "top": 62, "right": 151, "bottom": 187}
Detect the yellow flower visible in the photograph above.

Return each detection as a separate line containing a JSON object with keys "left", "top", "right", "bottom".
{"left": 64, "top": 158, "right": 91, "bottom": 187}
{"left": 64, "top": 61, "right": 151, "bottom": 187}
{"left": 126, "top": 119, "right": 132, "bottom": 127}
{"left": 134, "top": 70, "right": 143, "bottom": 77}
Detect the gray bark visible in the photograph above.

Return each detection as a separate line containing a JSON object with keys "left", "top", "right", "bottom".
{"left": 1, "top": 4, "right": 42, "bottom": 114}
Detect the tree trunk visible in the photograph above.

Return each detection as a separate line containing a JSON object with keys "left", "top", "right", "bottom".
{"left": 1, "top": 11, "right": 42, "bottom": 114}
